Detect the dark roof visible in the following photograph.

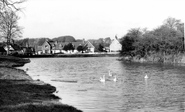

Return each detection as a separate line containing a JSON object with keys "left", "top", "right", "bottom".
{"left": 35, "top": 46, "right": 42, "bottom": 51}
{"left": 37, "top": 38, "right": 49, "bottom": 46}
{"left": 0, "top": 47, "right": 6, "bottom": 52}
{"left": 11, "top": 44, "right": 22, "bottom": 50}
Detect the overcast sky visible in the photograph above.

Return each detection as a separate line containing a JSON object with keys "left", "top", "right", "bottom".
{"left": 18, "top": 0, "right": 185, "bottom": 39}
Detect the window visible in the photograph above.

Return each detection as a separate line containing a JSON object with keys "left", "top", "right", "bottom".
{"left": 59, "top": 44, "right": 63, "bottom": 48}
{"left": 45, "top": 45, "right": 48, "bottom": 48}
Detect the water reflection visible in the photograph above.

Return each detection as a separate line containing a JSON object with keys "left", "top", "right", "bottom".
{"left": 18, "top": 57, "right": 185, "bottom": 112}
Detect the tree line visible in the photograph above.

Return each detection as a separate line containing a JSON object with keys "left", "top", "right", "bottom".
{"left": 120, "top": 17, "right": 184, "bottom": 62}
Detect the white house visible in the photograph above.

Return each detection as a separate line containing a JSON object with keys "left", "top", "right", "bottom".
{"left": 109, "top": 37, "right": 122, "bottom": 52}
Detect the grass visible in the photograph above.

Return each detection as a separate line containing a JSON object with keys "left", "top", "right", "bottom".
{"left": 0, "top": 56, "right": 83, "bottom": 112}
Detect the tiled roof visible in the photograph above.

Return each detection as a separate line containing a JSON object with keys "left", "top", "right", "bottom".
{"left": 35, "top": 46, "right": 42, "bottom": 51}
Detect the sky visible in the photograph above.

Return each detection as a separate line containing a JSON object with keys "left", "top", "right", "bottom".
{"left": 18, "top": 0, "right": 185, "bottom": 40}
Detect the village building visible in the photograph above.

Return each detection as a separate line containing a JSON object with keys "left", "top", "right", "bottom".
{"left": 35, "top": 39, "right": 95, "bottom": 54}
{"left": 0, "top": 43, "right": 24, "bottom": 55}
{"left": 109, "top": 37, "right": 122, "bottom": 52}
{"left": 0, "top": 47, "right": 6, "bottom": 55}
{"left": 85, "top": 40, "right": 95, "bottom": 53}
{"left": 35, "top": 46, "right": 42, "bottom": 55}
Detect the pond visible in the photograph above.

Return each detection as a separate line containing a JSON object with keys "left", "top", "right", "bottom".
{"left": 18, "top": 57, "right": 185, "bottom": 112}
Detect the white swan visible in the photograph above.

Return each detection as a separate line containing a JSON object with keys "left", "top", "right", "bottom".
{"left": 100, "top": 75, "right": 105, "bottom": 82}
{"left": 109, "top": 70, "right": 112, "bottom": 77}
{"left": 113, "top": 75, "right": 117, "bottom": 82}
{"left": 144, "top": 74, "right": 148, "bottom": 79}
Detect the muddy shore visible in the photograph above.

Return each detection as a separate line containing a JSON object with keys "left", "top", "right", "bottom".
{"left": 0, "top": 56, "right": 82, "bottom": 112}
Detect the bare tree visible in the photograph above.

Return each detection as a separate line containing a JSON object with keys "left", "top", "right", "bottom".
{"left": 0, "top": 10, "right": 23, "bottom": 54}
{"left": 0, "top": 0, "right": 25, "bottom": 55}
{"left": 0, "top": 0, "right": 25, "bottom": 11}
{"left": 163, "top": 17, "right": 184, "bottom": 31}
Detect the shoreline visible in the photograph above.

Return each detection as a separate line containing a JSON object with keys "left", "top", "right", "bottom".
{"left": 0, "top": 56, "right": 82, "bottom": 112}
{"left": 16, "top": 53, "right": 120, "bottom": 58}
{"left": 117, "top": 54, "right": 185, "bottom": 66}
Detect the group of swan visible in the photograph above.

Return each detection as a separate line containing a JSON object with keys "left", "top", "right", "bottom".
{"left": 100, "top": 70, "right": 117, "bottom": 82}
{"left": 100, "top": 71, "right": 148, "bottom": 83}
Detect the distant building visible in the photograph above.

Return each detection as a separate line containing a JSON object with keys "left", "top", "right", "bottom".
{"left": 35, "top": 46, "right": 42, "bottom": 55}
{"left": 0, "top": 43, "right": 25, "bottom": 55}
{"left": 41, "top": 40, "right": 53, "bottom": 54}
{"left": 109, "top": 37, "right": 122, "bottom": 52}
{"left": 0, "top": 47, "right": 6, "bottom": 55}
{"left": 35, "top": 39, "right": 95, "bottom": 54}
{"left": 84, "top": 40, "right": 95, "bottom": 53}
{"left": 22, "top": 47, "right": 35, "bottom": 55}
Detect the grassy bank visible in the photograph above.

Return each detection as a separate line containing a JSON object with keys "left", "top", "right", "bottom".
{"left": 0, "top": 56, "right": 82, "bottom": 112}
{"left": 0, "top": 55, "right": 30, "bottom": 67}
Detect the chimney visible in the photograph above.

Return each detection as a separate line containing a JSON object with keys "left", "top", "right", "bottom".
{"left": 83, "top": 38, "right": 85, "bottom": 44}
{"left": 115, "top": 35, "right": 118, "bottom": 39}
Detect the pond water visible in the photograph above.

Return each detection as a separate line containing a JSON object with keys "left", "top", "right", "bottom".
{"left": 18, "top": 57, "right": 185, "bottom": 112}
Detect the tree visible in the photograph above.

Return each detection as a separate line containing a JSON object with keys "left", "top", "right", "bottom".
{"left": 0, "top": 0, "right": 25, "bottom": 11}
{"left": 126, "top": 28, "right": 143, "bottom": 39}
{"left": 77, "top": 44, "right": 88, "bottom": 53}
{"left": 120, "top": 36, "right": 135, "bottom": 56}
{"left": 120, "top": 17, "right": 184, "bottom": 59}
{"left": 0, "top": 10, "right": 23, "bottom": 54}
{"left": 163, "top": 17, "right": 184, "bottom": 44}
{"left": 98, "top": 44, "right": 104, "bottom": 52}
{"left": 63, "top": 44, "right": 68, "bottom": 51}
{"left": 104, "top": 37, "right": 111, "bottom": 47}
{"left": 68, "top": 43, "right": 75, "bottom": 51}
{"left": 163, "top": 17, "right": 181, "bottom": 30}
{"left": 0, "top": 0, "right": 25, "bottom": 55}
{"left": 63, "top": 43, "right": 75, "bottom": 52}
{"left": 77, "top": 45, "right": 83, "bottom": 53}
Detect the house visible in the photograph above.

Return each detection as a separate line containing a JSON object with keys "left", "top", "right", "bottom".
{"left": 35, "top": 46, "right": 42, "bottom": 55}
{"left": 85, "top": 40, "right": 95, "bottom": 53}
{"left": 0, "top": 43, "right": 25, "bottom": 55}
{"left": 0, "top": 47, "right": 6, "bottom": 55}
{"left": 41, "top": 40, "right": 53, "bottom": 54}
{"left": 109, "top": 37, "right": 122, "bottom": 52}
{"left": 22, "top": 47, "right": 35, "bottom": 55}
{"left": 4, "top": 44, "right": 14, "bottom": 53}
{"left": 12, "top": 44, "right": 24, "bottom": 55}
{"left": 35, "top": 39, "right": 95, "bottom": 54}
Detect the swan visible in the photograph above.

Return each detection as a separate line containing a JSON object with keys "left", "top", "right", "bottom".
{"left": 100, "top": 75, "right": 105, "bottom": 82}
{"left": 144, "top": 74, "right": 148, "bottom": 79}
{"left": 109, "top": 70, "right": 112, "bottom": 77}
{"left": 113, "top": 75, "right": 117, "bottom": 82}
